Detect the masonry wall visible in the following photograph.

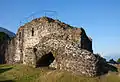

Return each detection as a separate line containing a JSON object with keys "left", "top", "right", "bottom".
{"left": 4, "top": 17, "right": 113, "bottom": 77}
{"left": 5, "top": 38, "right": 16, "bottom": 64}
{"left": 6, "top": 17, "right": 93, "bottom": 66}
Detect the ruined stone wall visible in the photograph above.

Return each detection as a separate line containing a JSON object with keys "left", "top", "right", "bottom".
{"left": 5, "top": 17, "right": 98, "bottom": 77}
{"left": 51, "top": 49, "right": 97, "bottom": 77}
{"left": 14, "top": 31, "right": 23, "bottom": 63}
{"left": 12, "top": 17, "right": 92, "bottom": 65}
{"left": 33, "top": 35, "right": 109, "bottom": 77}
{"left": 5, "top": 38, "right": 16, "bottom": 64}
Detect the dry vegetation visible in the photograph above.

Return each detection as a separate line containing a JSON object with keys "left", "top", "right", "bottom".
{"left": 0, "top": 64, "right": 120, "bottom": 82}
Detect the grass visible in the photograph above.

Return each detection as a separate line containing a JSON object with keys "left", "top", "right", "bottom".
{"left": 0, "top": 64, "right": 120, "bottom": 82}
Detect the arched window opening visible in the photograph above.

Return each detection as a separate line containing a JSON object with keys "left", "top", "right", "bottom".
{"left": 19, "top": 32, "right": 21, "bottom": 41}
{"left": 32, "top": 28, "right": 34, "bottom": 36}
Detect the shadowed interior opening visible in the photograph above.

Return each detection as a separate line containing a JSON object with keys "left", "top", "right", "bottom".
{"left": 36, "top": 52, "right": 55, "bottom": 67}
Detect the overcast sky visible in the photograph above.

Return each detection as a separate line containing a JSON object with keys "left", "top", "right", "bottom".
{"left": 0, "top": 0, "right": 120, "bottom": 59}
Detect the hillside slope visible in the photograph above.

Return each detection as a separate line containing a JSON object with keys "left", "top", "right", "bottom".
{"left": 0, "top": 27, "right": 15, "bottom": 38}
{"left": 0, "top": 32, "right": 10, "bottom": 42}
{"left": 0, "top": 64, "right": 120, "bottom": 82}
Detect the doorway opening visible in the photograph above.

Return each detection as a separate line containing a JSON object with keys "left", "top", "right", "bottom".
{"left": 36, "top": 52, "right": 55, "bottom": 67}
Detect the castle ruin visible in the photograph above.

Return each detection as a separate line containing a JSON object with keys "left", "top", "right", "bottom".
{"left": 5, "top": 17, "right": 109, "bottom": 77}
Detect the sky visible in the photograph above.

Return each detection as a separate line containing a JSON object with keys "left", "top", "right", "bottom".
{"left": 0, "top": 0, "right": 120, "bottom": 60}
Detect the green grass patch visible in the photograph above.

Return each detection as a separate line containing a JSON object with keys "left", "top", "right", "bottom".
{"left": 0, "top": 64, "right": 120, "bottom": 82}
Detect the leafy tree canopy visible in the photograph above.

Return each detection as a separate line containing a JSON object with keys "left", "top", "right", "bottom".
{"left": 117, "top": 58, "right": 120, "bottom": 63}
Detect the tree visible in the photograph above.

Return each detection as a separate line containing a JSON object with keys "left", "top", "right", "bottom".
{"left": 109, "top": 59, "right": 117, "bottom": 64}
{"left": 117, "top": 58, "right": 120, "bottom": 63}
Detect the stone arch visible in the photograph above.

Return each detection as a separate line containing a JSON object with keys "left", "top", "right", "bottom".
{"left": 36, "top": 52, "right": 55, "bottom": 67}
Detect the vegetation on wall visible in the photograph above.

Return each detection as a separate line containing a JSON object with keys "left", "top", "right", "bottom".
{"left": 117, "top": 58, "right": 120, "bottom": 63}
{"left": 0, "top": 32, "right": 10, "bottom": 42}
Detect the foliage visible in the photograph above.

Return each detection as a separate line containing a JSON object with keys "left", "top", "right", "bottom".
{"left": 0, "top": 32, "right": 9, "bottom": 42}
{"left": 52, "top": 51, "right": 57, "bottom": 57}
{"left": 109, "top": 59, "right": 117, "bottom": 64}
{"left": 0, "top": 32, "right": 6, "bottom": 42}
{"left": 117, "top": 58, "right": 120, "bottom": 63}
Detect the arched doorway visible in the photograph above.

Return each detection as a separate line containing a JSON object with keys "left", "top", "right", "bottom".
{"left": 36, "top": 52, "right": 55, "bottom": 67}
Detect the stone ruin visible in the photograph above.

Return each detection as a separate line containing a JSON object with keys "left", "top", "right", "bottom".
{"left": 4, "top": 16, "right": 114, "bottom": 77}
